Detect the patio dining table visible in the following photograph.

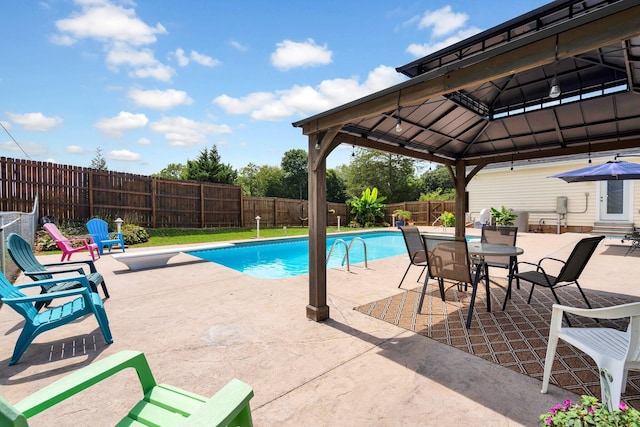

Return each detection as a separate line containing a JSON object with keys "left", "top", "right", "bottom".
{"left": 467, "top": 242, "right": 524, "bottom": 311}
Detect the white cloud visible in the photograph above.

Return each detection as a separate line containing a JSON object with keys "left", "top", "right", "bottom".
{"left": 407, "top": 27, "right": 482, "bottom": 57}
{"left": 54, "top": 1, "right": 166, "bottom": 46}
{"left": 271, "top": 39, "right": 332, "bottom": 71}
{"left": 54, "top": 1, "right": 174, "bottom": 82}
{"left": 417, "top": 6, "right": 468, "bottom": 37}
{"left": 107, "top": 149, "right": 142, "bottom": 161}
{"left": 95, "top": 111, "right": 149, "bottom": 138}
{"left": 66, "top": 145, "right": 85, "bottom": 153}
{"left": 405, "top": 6, "right": 482, "bottom": 58}
{"left": 171, "top": 48, "right": 221, "bottom": 68}
{"left": 137, "top": 137, "right": 152, "bottom": 145}
{"left": 6, "top": 112, "right": 63, "bottom": 131}
{"left": 173, "top": 48, "right": 189, "bottom": 67}
{"left": 128, "top": 63, "right": 176, "bottom": 82}
{"left": 230, "top": 40, "right": 248, "bottom": 51}
{"left": 213, "top": 65, "right": 406, "bottom": 121}
{"left": 49, "top": 33, "right": 76, "bottom": 46}
{"left": 190, "top": 50, "right": 221, "bottom": 67}
{"left": 128, "top": 88, "right": 193, "bottom": 110}
{"left": 149, "top": 116, "right": 232, "bottom": 147}
{"left": 106, "top": 44, "right": 158, "bottom": 69}
{"left": 0, "top": 141, "right": 50, "bottom": 156}
{"left": 213, "top": 92, "right": 275, "bottom": 115}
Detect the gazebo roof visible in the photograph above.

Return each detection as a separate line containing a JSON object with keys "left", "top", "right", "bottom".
{"left": 293, "top": 0, "right": 640, "bottom": 168}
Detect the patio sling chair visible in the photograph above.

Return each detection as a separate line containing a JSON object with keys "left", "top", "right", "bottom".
{"left": 0, "top": 350, "right": 254, "bottom": 426}
{"left": 398, "top": 226, "right": 428, "bottom": 289}
{"left": 541, "top": 302, "right": 640, "bottom": 411}
{"left": 86, "top": 218, "right": 125, "bottom": 255}
{"left": 481, "top": 225, "right": 520, "bottom": 291}
{"left": 43, "top": 222, "right": 100, "bottom": 262}
{"left": 6, "top": 233, "right": 109, "bottom": 311}
{"left": 0, "top": 271, "right": 112, "bottom": 365}
{"left": 505, "top": 235, "right": 605, "bottom": 323}
{"left": 422, "top": 235, "right": 486, "bottom": 329}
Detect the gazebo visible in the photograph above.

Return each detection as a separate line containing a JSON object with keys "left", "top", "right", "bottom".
{"left": 293, "top": 0, "right": 640, "bottom": 321}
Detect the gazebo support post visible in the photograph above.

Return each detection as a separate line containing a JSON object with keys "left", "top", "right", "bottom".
{"left": 306, "top": 129, "right": 339, "bottom": 321}
{"left": 454, "top": 160, "right": 467, "bottom": 240}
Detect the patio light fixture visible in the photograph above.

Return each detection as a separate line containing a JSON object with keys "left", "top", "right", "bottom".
{"left": 549, "top": 37, "right": 561, "bottom": 98}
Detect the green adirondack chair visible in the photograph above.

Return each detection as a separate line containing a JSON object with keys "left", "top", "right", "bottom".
{"left": 0, "top": 350, "right": 254, "bottom": 426}
{"left": 0, "top": 272, "right": 113, "bottom": 365}
{"left": 7, "top": 233, "right": 109, "bottom": 311}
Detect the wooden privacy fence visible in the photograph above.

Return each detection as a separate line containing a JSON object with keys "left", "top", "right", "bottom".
{"left": 243, "top": 198, "right": 349, "bottom": 227}
{"left": 0, "top": 157, "right": 459, "bottom": 229}
{"left": 0, "top": 157, "right": 242, "bottom": 228}
{"left": 385, "top": 201, "right": 456, "bottom": 225}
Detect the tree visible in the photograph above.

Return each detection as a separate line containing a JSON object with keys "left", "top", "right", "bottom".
{"left": 90, "top": 147, "right": 107, "bottom": 170}
{"left": 237, "top": 163, "right": 260, "bottom": 196}
{"left": 326, "top": 168, "right": 347, "bottom": 203}
{"left": 183, "top": 145, "right": 237, "bottom": 184}
{"left": 237, "top": 164, "right": 287, "bottom": 197}
{"left": 153, "top": 163, "right": 185, "bottom": 180}
{"left": 421, "top": 165, "right": 454, "bottom": 194}
{"left": 281, "top": 149, "right": 308, "bottom": 200}
{"left": 344, "top": 148, "right": 421, "bottom": 203}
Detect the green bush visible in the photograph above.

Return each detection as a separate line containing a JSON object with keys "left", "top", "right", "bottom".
{"left": 440, "top": 211, "right": 456, "bottom": 227}
{"left": 34, "top": 222, "right": 88, "bottom": 252}
{"left": 121, "top": 223, "right": 150, "bottom": 245}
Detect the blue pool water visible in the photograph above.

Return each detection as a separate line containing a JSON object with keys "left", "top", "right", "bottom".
{"left": 187, "top": 231, "right": 406, "bottom": 279}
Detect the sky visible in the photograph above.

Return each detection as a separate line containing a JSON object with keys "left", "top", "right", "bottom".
{"left": 1, "top": 0, "right": 550, "bottom": 176}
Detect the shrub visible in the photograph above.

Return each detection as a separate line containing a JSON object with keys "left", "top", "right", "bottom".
{"left": 121, "top": 223, "right": 150, "bottom": 245}
{"left": 440, "top": 211, "right": 455, "bottom": 227}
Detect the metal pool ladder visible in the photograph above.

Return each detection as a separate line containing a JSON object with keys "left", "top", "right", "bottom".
{"left": 326, "top": 237, "right": 368, "bottom": 272}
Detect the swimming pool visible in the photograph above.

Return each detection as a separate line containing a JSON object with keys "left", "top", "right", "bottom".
{"left": 187, "top": 231, "right": 406, "bottom": 279}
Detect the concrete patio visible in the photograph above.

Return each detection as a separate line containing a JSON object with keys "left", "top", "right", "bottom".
{"left": 1, "top": 230, "right": 639, "bottom": 426}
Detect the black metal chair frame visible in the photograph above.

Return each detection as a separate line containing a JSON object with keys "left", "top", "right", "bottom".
{"left": 422, "top": 234, "right": 487, "bottom": 329}
{"left": 505, "top": 235, "right": 605, "bottom": 325}
{"left": 398, "top": 226, "right": 428, "bottom": 289}
{"left": 480, "top": 225, "right": 520, "bottom": 292}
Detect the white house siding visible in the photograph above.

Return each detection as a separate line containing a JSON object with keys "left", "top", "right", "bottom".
{"left": 466, "top": 158, "right": 639, "bottom": 231}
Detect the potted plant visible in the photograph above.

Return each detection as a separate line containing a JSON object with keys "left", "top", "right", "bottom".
{"left": 540, "top": 395, "right": 640, "bottom": 426}
{"left": 393, "top": 209, "right": 412, "bottom": 228}
{"left": 490, "top": 206, "right": 518, "bottom": 229}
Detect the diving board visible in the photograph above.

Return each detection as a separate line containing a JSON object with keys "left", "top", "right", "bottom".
{"left": 112, "top": 243, "right": 233, "bottom": 271}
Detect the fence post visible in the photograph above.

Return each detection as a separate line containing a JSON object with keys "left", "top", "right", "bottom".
{"left": 200, "top": 184, "right": 205, "bottom": 228}
{"left": 151, "top": 178, "right": 157, "bottom": 228}
{"left": 89, "top": 170, "right": 94, "bottom": 218}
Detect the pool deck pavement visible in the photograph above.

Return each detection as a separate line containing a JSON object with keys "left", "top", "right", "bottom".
{"left": 1, "top": 228, "right": 639, "bottom": 426}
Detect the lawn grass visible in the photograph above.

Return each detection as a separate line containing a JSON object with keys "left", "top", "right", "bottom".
{"left": 138, "top": 226, "right": 347, "bottom": 247}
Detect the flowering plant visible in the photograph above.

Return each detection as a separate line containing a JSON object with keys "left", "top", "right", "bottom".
{"left": 540, "top": 395, "right": 640, "bottom": 426}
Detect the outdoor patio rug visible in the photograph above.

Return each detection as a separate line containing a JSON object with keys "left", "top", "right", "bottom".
{"left": 354, "top": 280, "right": 640, "bottom": 408}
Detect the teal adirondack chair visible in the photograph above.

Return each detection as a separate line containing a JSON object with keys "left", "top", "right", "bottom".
{"left": 0, "top": 350, "right": 254, "bottom": 426}
{"left": 7, "top": 233, "right": 109, "bottom": 311}
{"left": 86, "top": 218, "right": 125, "bottom": 255}
{"left": 0, "top": 272, "right": 113, "bottom": 365}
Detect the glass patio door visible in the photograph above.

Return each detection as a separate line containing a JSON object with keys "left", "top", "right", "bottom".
{"left": 599, "top": 180, "right": 632, "bottom": 221}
